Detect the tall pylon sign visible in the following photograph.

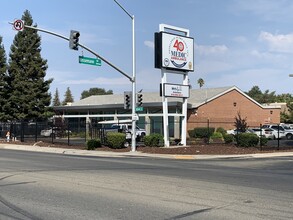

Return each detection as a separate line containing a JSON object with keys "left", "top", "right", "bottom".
{"left": 154, "top": 24, "right": 194, "bottom": 147}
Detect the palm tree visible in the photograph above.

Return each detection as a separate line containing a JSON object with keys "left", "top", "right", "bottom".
{"left": 197, "top": 78, "right": 205, "bottom": 88}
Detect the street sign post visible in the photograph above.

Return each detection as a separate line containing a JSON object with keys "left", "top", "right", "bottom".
{"left": 79, "top": 56, "right": 101, "bottom": 66}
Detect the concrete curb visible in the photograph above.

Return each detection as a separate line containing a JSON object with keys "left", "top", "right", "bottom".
{"left": 1, "top": 143, "right": 293, "bottom": 160}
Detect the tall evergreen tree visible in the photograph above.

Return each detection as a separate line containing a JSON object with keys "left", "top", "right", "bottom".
{"left": 62, "top": 87, "right": 74, "bottom": 105}
{"left": 52, "top": 88, "right": 61, "bottom": 106}
{"left": 6, "top": 10, "right": 53, "bottom": 121}
{"left": 0, "top": 36, "right": 8, "bottom": 121}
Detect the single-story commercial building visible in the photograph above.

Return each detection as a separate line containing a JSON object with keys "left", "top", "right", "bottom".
{"left": 54, "top": 86, "right": 281, "bottom": 138}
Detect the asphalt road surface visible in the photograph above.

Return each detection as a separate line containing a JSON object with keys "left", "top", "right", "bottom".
{"left": 0, "top": 149, "right": 292, "bottom": 220}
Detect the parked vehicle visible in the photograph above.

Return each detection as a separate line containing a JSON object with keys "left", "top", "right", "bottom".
{"left": 248, "top": 128, "right": 274, "bottom": 139}
{"left": 110, "top": 124, "right": 146, "bottom": 141}
{"left": 98, "top": 120, "right": 146, "bottom": 142}
{"left": 278, "top": 124, "right": 293, "bottom": 139}
{"left": 40, "top": 127, "right": 71, "bottom": 137}
{"left": 226, "top": 129, "right": 247, "bottom": 135}
{"left": 40, "top": 128, "right": 55, "bottom": 137}
{"left": 261, "top": 124, "right": 286, "bottom": 139}
{"left": 280, "top": 123, "right": 293, "bottom": 130}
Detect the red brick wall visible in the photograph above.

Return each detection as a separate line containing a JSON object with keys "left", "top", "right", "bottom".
{"left": 187, "top": 89, "right": 280, "bottom": 131}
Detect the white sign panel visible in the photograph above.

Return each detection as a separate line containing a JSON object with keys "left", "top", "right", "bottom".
{"left": 164, "top": 83, "right": 190, "bottom": 98}
{"left": 161, "top": 32, "right": 194, "bottom": 72}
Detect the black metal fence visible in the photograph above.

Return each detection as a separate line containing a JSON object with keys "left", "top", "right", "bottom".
{"left": 187, "top": 120, "right": 293, "bottom": 150}
{"left": 0, "top": 120, "right": 144, "bottom": 146}
{"left": 0, "top": 120, "right": 292, "bottom": 150}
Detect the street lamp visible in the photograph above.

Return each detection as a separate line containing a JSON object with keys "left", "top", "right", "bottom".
{"left": 114, "top": 0, "right": 137, "bottom": 152}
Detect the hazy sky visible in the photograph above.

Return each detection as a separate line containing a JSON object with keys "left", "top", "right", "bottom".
{"left": 2, "top": 0, "right": 293, "bottom": 101}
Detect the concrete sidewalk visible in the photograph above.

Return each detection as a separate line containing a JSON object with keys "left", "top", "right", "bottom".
{"left": 1, "top": 143, "right": 293, "bottom": 160}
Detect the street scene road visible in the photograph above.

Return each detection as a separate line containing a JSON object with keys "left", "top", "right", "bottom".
{"left": 0, "top": 149, "right": 292, "bottom": 220}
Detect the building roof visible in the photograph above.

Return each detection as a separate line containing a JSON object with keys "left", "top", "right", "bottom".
{"left": 54, "top": 86, "right": 281, "bottom": 111}
{"left": 72, "top": 86, "right": 233, "bottom": 106}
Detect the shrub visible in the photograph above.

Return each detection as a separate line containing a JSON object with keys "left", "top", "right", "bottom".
{"left": 188, "top": 129, "right": 196, "bottom": 138}
{"left": 234, "top": 112, "right": 248, "bottom": 132}
{"left": 209, "top": 132, "right": 224, "bottom": 143}
{"left": 223, "top": 134, "right": 234, "bottom": 143}
{"left": 210, "top": 132, "right": 223, "bottom": 139}
{"left": 216, "top": 127, "right": 226, "bottom": 135}
{"left": 106, "top": 132, "right": 126, "bottom": 149}
{"left": 236, "top": 133, "right": 259, "bottom": 147}
{"left": 194, "top": 127, "right": 215, "bottom": 138}
{"left": 144, "top": 133, "right": 164, "bottom": 147}
{"left": 86, "top": 139, "right": 101, "bottom": 150}
{"left": 260, "top": 136, "right": 268, "bottom": 146}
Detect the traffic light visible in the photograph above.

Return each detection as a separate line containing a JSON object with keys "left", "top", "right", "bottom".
{"left": 137, "top": 93, "right": 143, "bottom": 107}
{"left": 69, "top": 30, "right": 80, "bottom": 50}
{"left": 124, "top": 92, "right": 132, "bottom": 109}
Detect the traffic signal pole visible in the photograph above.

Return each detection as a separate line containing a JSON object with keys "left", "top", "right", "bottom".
{"left": 9, "top": 19, "right": 138, "bottom": 152}
{"left": 114, "top": 0, "right": 137, "bottom": 152}
{"left": 9, "top": 22, "right": 134, "bottom": 82}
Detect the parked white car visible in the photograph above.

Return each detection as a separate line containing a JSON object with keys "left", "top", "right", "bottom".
{"left": 261, "top": 125, "right": 286, "bottom": 139}
{"left": 248, "top": 128, "right": 274, "bottom": 139}
{"left": 226, "top": 129, "right": 247, "bottom": 135}
{"left": 40, "top": 127, "right": 71, "bottom": 137}
{"left": 40, "top": 128, "right": 55, "bottom": 137}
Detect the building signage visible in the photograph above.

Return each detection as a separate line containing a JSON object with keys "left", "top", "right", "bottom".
{"left": 163, "top": 83, "right": 190, "bottom": 98}
{"left": 155, "top": 32, "right": 194, "bottom": 72}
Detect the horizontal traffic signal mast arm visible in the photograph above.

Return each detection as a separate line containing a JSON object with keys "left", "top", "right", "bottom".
{"left": 9, "top": 22, "right": 134, "bottom": 82}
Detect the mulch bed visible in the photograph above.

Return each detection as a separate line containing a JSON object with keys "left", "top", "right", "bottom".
{"left": 3, "top": 140, "right": 293, "bottom": 155}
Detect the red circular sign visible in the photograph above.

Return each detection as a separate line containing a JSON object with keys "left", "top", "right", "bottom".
{"left": 13, "top": 19, "right": 24, "bottom": 31}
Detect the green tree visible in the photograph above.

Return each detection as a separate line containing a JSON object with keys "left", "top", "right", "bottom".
{"left": 81, "top": 87, "right": 113, "bottom": 99}
{"left": 261, "top": 89, "right": 276, "bottom": 103}
{"left": 275, "top": 93, "right": 293, "bottom": 103}
{"left": 52, "top": 88, "right": 61, "bottom": 106}
{"left": 246, "top": 86, "right": 276, "bottom": 104}
{"left": 246, "top": 86, "right": 263, "bottom": 103}
{"left": 197, "top": 78, "right": 205, "bottom": 89}
{"left": 0, "top": 36, "right": 8, "bottom": 121}
{"left": 283, "top": 101, "right": 293, "bottom": 123}
{"left": 6, "top": 10, "right": 53, "bottom": 121}
{"left": 62, "top": 87, "right": 74, "bottom": 105}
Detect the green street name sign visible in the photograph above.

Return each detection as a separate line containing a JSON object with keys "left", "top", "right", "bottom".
{"left": 135, "top": 106, "right": 144, "bottom": 112}
{"left": 79, "top": 56, "right": 101, "bottom": 66}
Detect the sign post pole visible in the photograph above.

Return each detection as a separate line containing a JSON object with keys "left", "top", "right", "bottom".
{"left": 161, "top": 70, "right": 170, "bottom": 147}
{"left": 156, "top": 24, "right": 194, "bottom": 147}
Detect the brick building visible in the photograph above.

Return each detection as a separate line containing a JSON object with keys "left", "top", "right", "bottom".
{"left": 54, "top": 86, "right": 280, "bottom": 138}
{"left": 187, "top": 86, "right": 280, "bottom": 131}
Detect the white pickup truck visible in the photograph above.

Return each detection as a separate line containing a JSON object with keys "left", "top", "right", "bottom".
{"left": 110, "top": 124, "right": 146, "bottom": 141}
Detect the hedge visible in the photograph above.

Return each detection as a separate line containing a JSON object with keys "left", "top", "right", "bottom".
{"left": 223, "top": 134, "right": 234, "bottom": 144}
{"left": 106, "top": 132, "right": 126, "bottom": 149}
{"left": 236, "top": 133, "right": 259, "bottom": 147}
{"left": 144, "top": 133, "right": 164, "bottom": 147}
{"left": 86, "top": 139, "right": 101, "bottom": 150}
{"left": 194, "top": 127, "right": 215, "bottom": 138}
